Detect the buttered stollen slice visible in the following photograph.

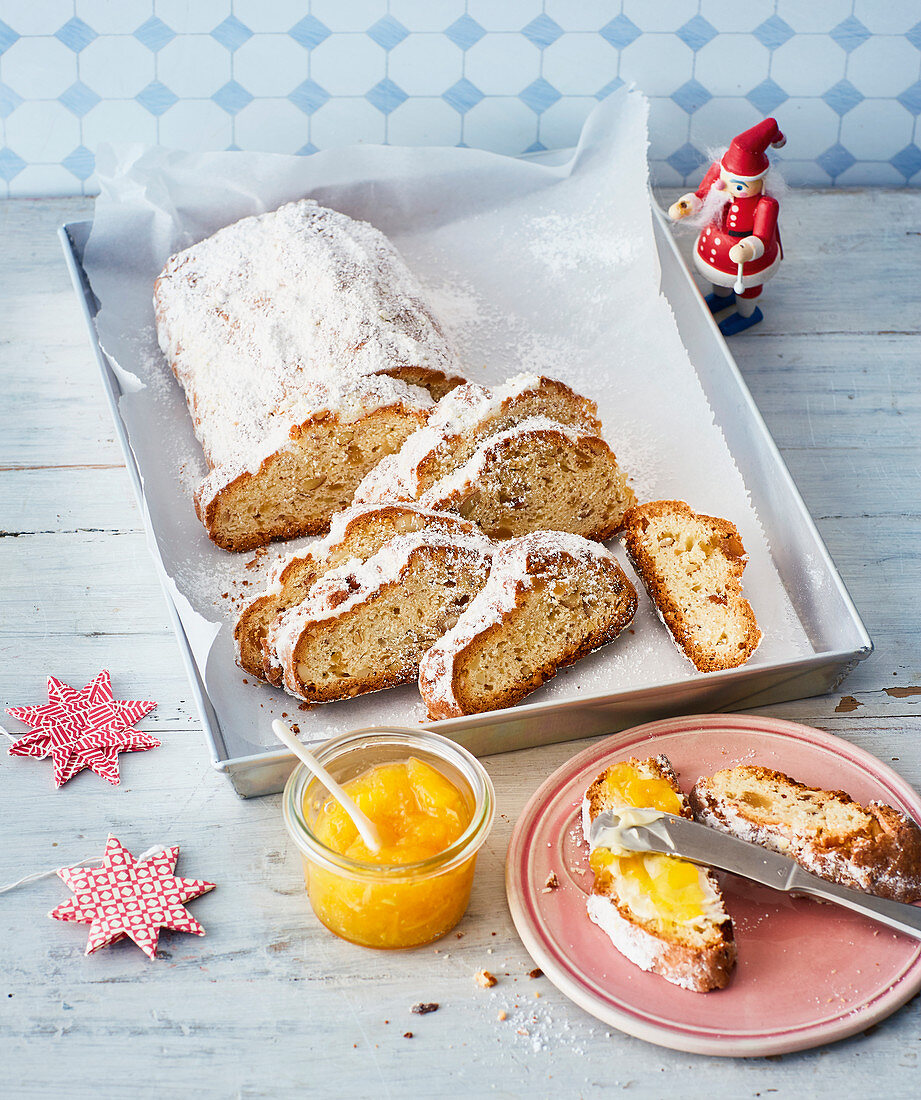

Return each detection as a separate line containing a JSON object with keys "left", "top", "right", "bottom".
{"left": 419, "top": 531, "right": 636, "bottom": 718}
{"left": 154, "top": 198, "right": 466, "bottom": 551}
{"left": 582, "top": 756, "right": 736, "bottom": 993}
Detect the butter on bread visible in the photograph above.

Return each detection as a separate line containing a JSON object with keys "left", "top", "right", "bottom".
{"left": 154, "top": 199, "right": 465, "bottom": 551}
{"left": 621, "top": 499, "right": 761, "bottom": 672}
{"left": 691, "top": 765, "right": 921, "bottom": 903}
{"left": 419, "top": 531, "right": 636, "bottom": 718}
{"left": 582, "top": 755, "right": 736, "bottom": 993}
{"left": 234, "top": 502, "right": 480, "bottom": 682}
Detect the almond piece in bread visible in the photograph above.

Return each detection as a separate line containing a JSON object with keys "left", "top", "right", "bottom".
{"left": 691, "top": 765, "right": 921, "bottom": 903}
{"left": 582, "top": 755, "right": 736, "bottom": 992}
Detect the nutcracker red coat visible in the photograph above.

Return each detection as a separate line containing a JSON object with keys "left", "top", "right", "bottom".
{"left": 691, "top": 118, "right": 785, "bottom": 293}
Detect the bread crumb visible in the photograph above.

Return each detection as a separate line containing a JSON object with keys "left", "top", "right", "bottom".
{"left": 475, "top": 969, "right": 497, "bottom": 988}
{"left": 411, "top": 1002, "right": 439, "bottom": 1015}
{"left": 403, "top": 1032, "right": 413, "bottom": 1039}
{"left": 527, "top": 968, "right": 543, "bottom": 979}
{"left": 497, "top": 1010, "right": 507, "bottom": 1021}
{"left": 542, "top": 871, "right": 560, "bottom": 893}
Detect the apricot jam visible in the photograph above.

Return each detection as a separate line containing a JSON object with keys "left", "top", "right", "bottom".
{"left": 590, "top": 762, "right": 718, "bottom": 929}
{"left": 283, "top": 729, "right": 495, "bottom": 949}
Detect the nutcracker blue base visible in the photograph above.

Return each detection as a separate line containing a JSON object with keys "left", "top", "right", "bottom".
{"left": 719, "top": 307, "right": 763, "bottom": 337}
{"left": 705, "top": 291, "right": 736, "bottom": 313}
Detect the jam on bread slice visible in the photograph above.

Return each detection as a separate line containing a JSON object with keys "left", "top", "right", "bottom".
{"left": 582, "top": 755, "right": 736, "bottom": 992}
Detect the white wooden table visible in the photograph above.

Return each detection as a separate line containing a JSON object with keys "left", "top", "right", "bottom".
{"left": 2, "top": 191, "right": 920, "bottom": 1098}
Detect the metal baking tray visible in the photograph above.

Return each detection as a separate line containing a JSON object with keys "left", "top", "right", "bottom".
{"left": 60, "top": 209, "right": 872, "bottom": 798}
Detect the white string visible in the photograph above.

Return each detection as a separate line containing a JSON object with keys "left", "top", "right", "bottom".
{"left": 0, "top": 723, "right": 17, "bottom": 742}
{"left": 0, "top": 845, "right": 171, "bottom": 895}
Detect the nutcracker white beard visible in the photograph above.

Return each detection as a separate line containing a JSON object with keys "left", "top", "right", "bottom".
{"left": 691, "top": 184, "right": 732, "bottom": 231}
{"left": 677, "top": 147, "right": 786, "bottom": 232}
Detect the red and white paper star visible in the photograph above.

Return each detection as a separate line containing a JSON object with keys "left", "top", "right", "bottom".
{"left": 50, "top": 836, "right": 216, "bottom": 959}
{"left": 6, "top": 670, "right": 159, "bottom": 786}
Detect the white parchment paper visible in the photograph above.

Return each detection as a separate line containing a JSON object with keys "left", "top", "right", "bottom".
{"left": 83, "top": 90, "right": 810, "bottom": 761}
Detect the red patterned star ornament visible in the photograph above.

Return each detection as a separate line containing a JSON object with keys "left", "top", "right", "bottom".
{"left": 6, "top": 669, "right": 159, "bottom": 786}
{"left": 50, "top": 836, "right": 216, "bottom": 959}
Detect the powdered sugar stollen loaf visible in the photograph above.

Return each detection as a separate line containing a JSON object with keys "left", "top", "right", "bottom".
{"left": 154, "top": 199, "right": 466, "bottom": 551}
{"left": 267, "top": 529, "right": 493, "bottom": 703}
{"left": 417, "top": 416, "right": 635, "bottom": 541}
{"left": 234, "top": 501, "right": 481, "bottom": 683}
{"left": 691, "top": 765, "right": 921, "bottom": 903}
{"left": 352, "top": 373, "right": 602, "bottom": 506}
{"left": 419, "top": 531, "right": 637, "bottom": 718}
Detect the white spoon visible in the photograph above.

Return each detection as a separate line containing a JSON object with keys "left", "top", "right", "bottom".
{"left": 272, "top": 719, "right": 383, "bottom": 854}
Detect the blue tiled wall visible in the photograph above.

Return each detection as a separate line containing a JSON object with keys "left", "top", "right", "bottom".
{"left": 1, "top": 1, "right": 919, "bottom": 197}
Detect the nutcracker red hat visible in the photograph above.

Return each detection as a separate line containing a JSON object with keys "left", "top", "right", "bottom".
{"left": 720, "top": 118, "right": 786, "bottom": 181}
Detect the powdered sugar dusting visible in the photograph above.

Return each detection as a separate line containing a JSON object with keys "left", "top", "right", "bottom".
{"left": 269, "top": 529, "right": 493, "bottom": 694}
{"left": 529, "top": 212, "right": 642, "bottom": 276}
{"left": 419, "top": 531, "right": 623, "bottom": 716}
{"left": 353, "top": 373, "right": 580, "bottom": 505}
{"left": 155, "top": 199, "right": 454, "bottom": 500}
{"left": 418, "top": 416, "right": 593, "bottom": 508}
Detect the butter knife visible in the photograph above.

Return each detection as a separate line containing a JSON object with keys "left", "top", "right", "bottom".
{"left": 589, "top": 809, "right": 921, "bottom": 940}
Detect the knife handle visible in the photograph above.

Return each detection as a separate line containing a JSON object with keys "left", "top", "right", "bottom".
{"left": 791, "top": 869, "right": 921, "bottom": 941}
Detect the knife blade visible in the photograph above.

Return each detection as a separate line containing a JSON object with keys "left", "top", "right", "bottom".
{"left": 589, "top": 809, "right": 921, "bottom": 941}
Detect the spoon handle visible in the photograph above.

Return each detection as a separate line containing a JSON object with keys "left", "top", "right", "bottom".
{"left": 273, "top": 720, "right": 382, "bottom": 853}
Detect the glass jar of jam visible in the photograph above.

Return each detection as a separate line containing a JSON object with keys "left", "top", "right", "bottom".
{"left": 282, "top": 727, "right": 495, "bottom": 949}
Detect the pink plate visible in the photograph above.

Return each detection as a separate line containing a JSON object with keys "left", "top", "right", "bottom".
{"left": 505, "top": 714, "right": 921, "bottom": 1056}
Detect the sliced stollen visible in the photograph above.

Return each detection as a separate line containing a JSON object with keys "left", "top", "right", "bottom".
{"left": 267, "top": 530, "right": 494, "bottom": 703}
{"left": 620, "top": 499, "right": 761, "bottom": 672}
{"left": 234, "top": 502, "right": 482, "bottom": 683}
{"left": 194, "top": 376, "right": 434, "bottom": 552}
{"left": 691, "top": 765, "right": 921, "bottom": 903}
{"left": 154, "top": 198, "right": 466, "bottom": 551}
{"left": 419, "top": 531, "right": 637, "bottom": 718}
{"left": 353, "top": 372, "right": 602, "bottom": 506}
{"left": 417, "top": 416, "right": 635, "bottom": 541}
{"left": 582, "top": 756, "right": 736, "bottom": 993}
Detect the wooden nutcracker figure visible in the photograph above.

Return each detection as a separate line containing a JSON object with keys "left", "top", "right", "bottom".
{"left": 669, "top": 118, "right": 785, "bottom": 336}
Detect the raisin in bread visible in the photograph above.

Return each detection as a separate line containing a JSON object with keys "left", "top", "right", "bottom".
{"left": 583, "top": 756, "right": 736, "bottom": 993}
{"left": 418, "top": 417, "right": 635, "bottom": 541}
{"left": 266, "top": 530, "right": 493, "bottom": 703}
{"left": 691, "top": 765, "right": 921, "bottom": 903}
{"left": 154, "top": 199, "right": 466, "bottom": 551}
{"left": 419, "top": 531, "right": 637, "bottom": 718}
{"left": 353, "top": 373, "right": 602, "bottom": 506}
{"left": 235, "top": 502, "right": 482, "bottom": 682}
{"left": 621, "top": 500, "right": 761, "bottom": 672}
